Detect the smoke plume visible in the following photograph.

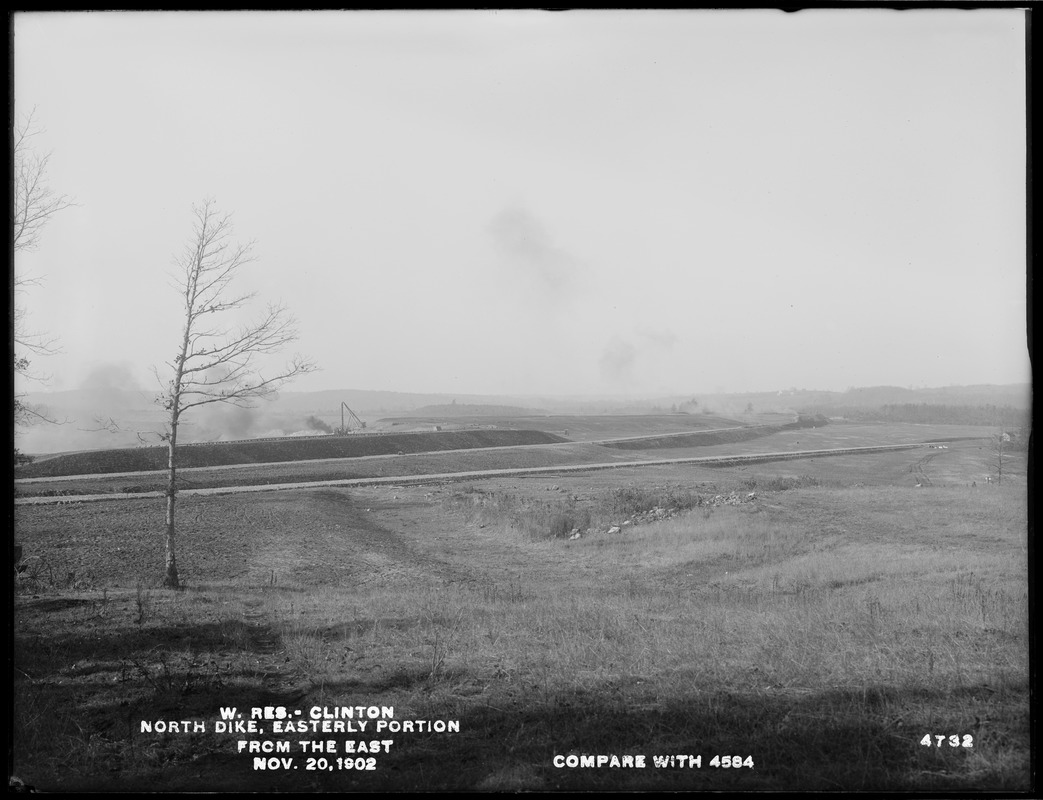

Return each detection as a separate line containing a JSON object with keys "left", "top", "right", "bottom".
{"left": 305, "top": 415, "right": 333, "bottom": 434}
{"left": 487, "top": 206, "right": 580, "bottom": 299}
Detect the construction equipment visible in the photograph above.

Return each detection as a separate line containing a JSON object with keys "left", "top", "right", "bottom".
{"left": 335, "top": 402, "right": 366, "bottom": 434}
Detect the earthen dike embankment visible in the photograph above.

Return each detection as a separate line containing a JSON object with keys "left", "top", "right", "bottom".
{"left": 15, "top": 442, "right": 928, "bottom": 505}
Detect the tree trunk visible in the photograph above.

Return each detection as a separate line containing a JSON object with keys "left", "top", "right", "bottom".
{"left": 997, "top": 436, "right": 1004, "bottom": 484}
{"left": 164, "top": 415, "right": 180, "bottom": 589}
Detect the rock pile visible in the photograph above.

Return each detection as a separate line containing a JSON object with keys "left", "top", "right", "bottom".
{"left": 706, "top": 491, "right": 757, "bottom": 507}
{"left": 575, "top": 492, "right": 758, "bottom": 540}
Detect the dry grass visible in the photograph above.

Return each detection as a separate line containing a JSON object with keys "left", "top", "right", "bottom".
{"left": 11, "top": 461, "right": 1030, "bottom": 791}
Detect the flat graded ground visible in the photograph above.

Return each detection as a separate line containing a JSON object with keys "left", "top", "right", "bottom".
{"left": 11, "top": 429, "right": 1030, "bottom": 792}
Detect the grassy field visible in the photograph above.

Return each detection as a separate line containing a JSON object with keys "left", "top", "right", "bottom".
{"left": 378, "top": 412, "right": 746, "bottom": 441}
{"left": 11, "top": 424, "right": 1030, "bottom": 791}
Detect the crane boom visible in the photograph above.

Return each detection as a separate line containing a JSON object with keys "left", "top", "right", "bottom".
{"left": 337, "top": 402, "right": 366, "bottom": 434}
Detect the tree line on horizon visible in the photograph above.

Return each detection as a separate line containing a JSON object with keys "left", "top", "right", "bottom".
{"left": 798, "top": 403, "right": 1030, "bottom": 430}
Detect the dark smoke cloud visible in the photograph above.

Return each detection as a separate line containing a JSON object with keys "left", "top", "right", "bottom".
{"left": 598, "top": 329, "right": 679, "bottom": 387}
{"left": 80, "top": 362, "right": 142, "bottom": 392}
{"left": 16, "top": 381, "right": 335, "bottom": 453}
{"left": 487, "top": 206, "right": 579, "bottom": 297}
{"left": 174, "top": 366, "right": 277, "bottom": 441}
{"left": 638, "top": 327, "right": 678, "bottom": 349}
{"left": 18, "top": 361, "right": 155, "bottom": 453}
{"left": 185, "top": 409, "right": 340, "bottom": 441}
{"left": 186, "top": 403, "right": 258, "bottom": 441}
{"left": 599, "top": 337, "right": 637, "bottom": 383}
{"left": 78, "top": 362, "right": 144, "bottom": 411}
{"left": 305, "top": 415, "right": 333, "bottom": 434}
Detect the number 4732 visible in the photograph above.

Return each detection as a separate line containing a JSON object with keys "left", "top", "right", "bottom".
{"left": 920, "top": 735, "right": 973, "bottom": 748}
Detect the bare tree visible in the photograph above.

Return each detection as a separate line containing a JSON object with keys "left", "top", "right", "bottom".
{"left": 986, "top": 431, "right": 1008, "bottom": 485}
{"left": 158, "top": 199, "right": 316, "bottom": 588}
{"left": 984, "top": 407, "right": 1028, "bottom": 485}
{"left": 13, "top": 274, "right": 61, "bottom": 430}
{"left": 14, "top": 109, "right": 75, "bottom": 254}
{"left": 13, "top": 110, "right": 73, "bottom": 457}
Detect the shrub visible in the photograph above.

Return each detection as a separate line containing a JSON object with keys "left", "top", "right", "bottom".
{"left": 444, "top": 488, "right": 593, "bottom": 540}
{"left": 610, "top": 486, "right": 701, "bottom": 517}
{"left": 743, "top": 475, "right": 821, "bottom": 492}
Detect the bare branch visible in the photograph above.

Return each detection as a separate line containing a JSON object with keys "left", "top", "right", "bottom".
{"left": 79, "top": 416, "right": 122, "bottom": 434}
{"left": 14, "top": 394, "right": 64, "bottom": 427}
{"left": 155, "top": 199, "right": 318, "bottom": 588}
{"left": 13, "top": 110, "right": 76, "bottom": 254}
{"left": 14, "top": 307, "right": 62, "bottom": 359}
{"left": 177, "top": 354, "right": 317, "bottom": 412}
{"left": 13, "top": 111, "right": 71, "bottom": 428}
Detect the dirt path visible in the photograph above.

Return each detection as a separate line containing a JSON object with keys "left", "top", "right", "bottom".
{"left": 910, "top": 450, "right": 939, "bottom": 486}
{"left": 214, "top": 488, "right": 495, "bottom": 591}
{"left": 239, "top": 596, "right": 309, "bottom": 702}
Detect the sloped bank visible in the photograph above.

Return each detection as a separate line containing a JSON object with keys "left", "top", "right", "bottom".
{"left": 600, "top": 416, "right": 828, "bottom": 451}
{"left": 600, "top": 424, "right": 780, "bottom": 451}
{"left": 15, "top": 430, "right": 567, "bottom": 478}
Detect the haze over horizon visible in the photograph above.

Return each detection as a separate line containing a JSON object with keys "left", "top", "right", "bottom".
{"left": 13, "top": 11, "right": 1030, "bottom": 403}
{"left": 19, "top": 379, "right": 1034, "bottom": 403}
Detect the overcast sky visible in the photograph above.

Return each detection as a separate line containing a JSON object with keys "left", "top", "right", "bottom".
{"left": 13, "top": 10, "right": 1029, "bottom": 399}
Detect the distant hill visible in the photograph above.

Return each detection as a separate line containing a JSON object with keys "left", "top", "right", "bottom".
{"left": 16, "top": 382, "right": 1029, "bottom": 455}
{"left": 678, "top": 384, "right": 1031, "bottom": 417}
{"left": 790, "top": 384, "right": 1031, "bottom": 426}
{"left": 807, "top": 384, "right": 1031, "bottom": 409}
{"left": 408, "top": 404, "right": 548, "bottom": 417}
{"left": 271, "top": 390, "right": 546, "bottom": 415}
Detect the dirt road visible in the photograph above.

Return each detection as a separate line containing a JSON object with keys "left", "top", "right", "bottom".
{"left": 14, "top": 443, "right": 928, "bottom": 505}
